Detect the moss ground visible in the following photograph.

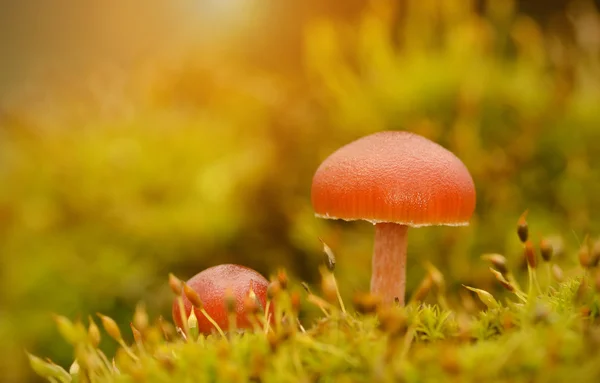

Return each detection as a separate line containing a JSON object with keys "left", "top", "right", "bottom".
{"left": 30, "top": 230, "right": 600, "bottom": 383}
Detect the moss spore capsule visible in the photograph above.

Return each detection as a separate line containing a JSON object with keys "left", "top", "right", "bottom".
{"left": 97, "top": 313, "right": 123, "bottom": 343}
{"left": 579, "top": 243, "right": 591, "bottom": 269}
{"left": 352, "top": 292, "right": 381, "bottom": 314}
{"left": 540, "top": 239, "right": 553, "bottom": 262}
{"left": 183, "top": 283, "right": 204, "bottom": 309}
{"left": 481, "top": 253, "right": 509, "bottom": 275}
{"left": 276, "top": 269, "right": 288, "bottom": 290}
{"left": 87, "top": 316, "right": 101, "bottom": 348}
{"left": 168, "top": 273, "right": 183, "bottom": 296}
{"left": 517, "top": 210, "right": 529, "bottom": 243}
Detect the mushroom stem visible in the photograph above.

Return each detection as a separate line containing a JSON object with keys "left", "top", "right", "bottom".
{"left": 371, "top": 223, "right": 408, "bottom": 305}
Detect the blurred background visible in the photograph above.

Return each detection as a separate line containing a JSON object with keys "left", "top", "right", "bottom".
{"left": 2, "top": 0, "right": 600, "bottom": 380}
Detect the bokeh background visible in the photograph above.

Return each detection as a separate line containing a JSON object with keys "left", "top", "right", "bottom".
{"left": 2, "top": 0, "right": 600, "bottom": 381}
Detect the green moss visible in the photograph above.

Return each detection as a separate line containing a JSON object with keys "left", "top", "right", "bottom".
{"left": 31, "top": 260, "right": 600, "bottom": 382}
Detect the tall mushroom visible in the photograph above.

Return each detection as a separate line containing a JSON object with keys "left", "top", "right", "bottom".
{"left": 311, "top": 131, "right": 475, "bottom": 305}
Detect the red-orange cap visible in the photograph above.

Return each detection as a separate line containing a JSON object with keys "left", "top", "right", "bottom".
{"left": 172, "top": 264, "right": 270, "bottom": 334}
{"left": 311, "top": 131, "right": 476, "bottom": 226}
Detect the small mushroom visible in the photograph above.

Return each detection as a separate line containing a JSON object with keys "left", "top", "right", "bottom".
{"left": 172, "top": 264, "right": 269, "bottom": 334}
{"left": 311, "top": 131, "right": 475, "bottom": 305}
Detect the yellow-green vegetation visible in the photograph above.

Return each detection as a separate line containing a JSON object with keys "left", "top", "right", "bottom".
{"left": 29, "top": 225, "right": 600, "bottom": 382}
{"left": 3, "top": 0, "right": 600, "bottom": 381}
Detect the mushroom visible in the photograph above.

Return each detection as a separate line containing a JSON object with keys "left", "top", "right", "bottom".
{"left": 172, "top": 264, "right": 269, "bottom": 334}
{"left": 311, "top": 131, "right": 475, "bottom": 305}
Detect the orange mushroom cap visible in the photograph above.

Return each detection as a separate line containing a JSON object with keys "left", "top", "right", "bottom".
{"left": 172, "top": 264, "right": 269, "bottom": 334}
{"left": 311, "top": 131, "right": 476, "bottom": 226}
